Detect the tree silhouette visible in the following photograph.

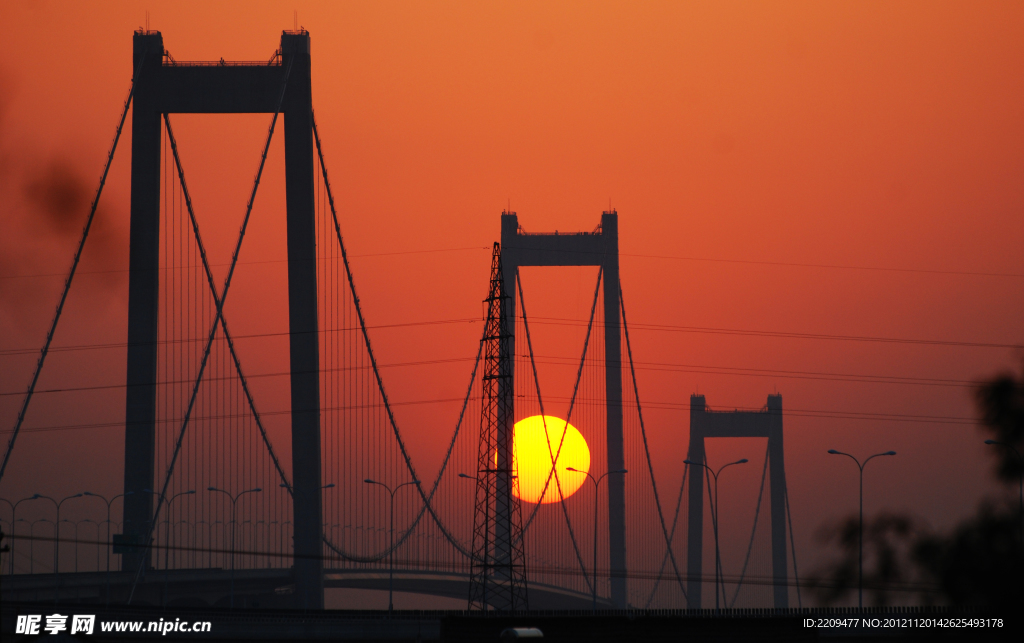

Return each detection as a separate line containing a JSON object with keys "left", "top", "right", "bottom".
{"left": 814, "top": 364, "right": 1024, "bottom": 609}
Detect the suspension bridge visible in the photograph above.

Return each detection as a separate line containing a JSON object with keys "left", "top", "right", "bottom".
{"left": 0, "top": 30, "right": 802, "bottom": 612}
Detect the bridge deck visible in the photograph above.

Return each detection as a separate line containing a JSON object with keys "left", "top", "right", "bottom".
{"left": 0, "top": 568, "right": 599, "bottom": 610}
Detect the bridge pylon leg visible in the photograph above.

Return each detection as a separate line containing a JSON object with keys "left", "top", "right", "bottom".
{"left": 281, "top": 30, "right": 325, "bottom": 610}
{"left": 123, "top": 29, "right": 165, "bottom": 574}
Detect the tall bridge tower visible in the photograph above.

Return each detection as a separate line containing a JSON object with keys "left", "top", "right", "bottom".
{"left": 124, "top": 30, "right": 324, "bottom": 608}
{"left": 500, "top": 211, "right": 627, "bottom": 608}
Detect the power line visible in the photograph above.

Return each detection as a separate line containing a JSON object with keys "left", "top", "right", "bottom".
{"left": 0, "top": 318, "right": 482, "bottom": 357}
{"left": 0, "top": 247, "right": 491, "bottom": 280}
{"left": 619, "top": 251, "right": 1024, "bottom": 280}
{"left": 0, "top": 353, "right": 980, "bottom": 399}
{"left": 0, "top": 357, "right": 477, "bottom": 397}
{"left": 532, "top": 316, "right": 1024, "bottom": 350}
{"left": 3, "top": 314, "right": 1018, "bottom": 358}
{"left": 533, "top": 355, "right": 979, "bottom": 389}
{"left": 0, "top": 393, "right": 979, "bottom": 437}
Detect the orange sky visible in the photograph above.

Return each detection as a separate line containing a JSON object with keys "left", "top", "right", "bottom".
{"left": 2, "top": 1, "right": 1023, "bottom": 606}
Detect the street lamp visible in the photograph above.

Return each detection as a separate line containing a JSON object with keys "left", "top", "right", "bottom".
{"left": 79, "top": 519, "right": 101, "bottom": 572}
{"left": 7, "top": 494, "right": 49, "bottom": 576}
{"left": 181, "top": 521, "right": 194, "bottom": 569}
{"left": 827, "top": 449, "right": 896, "bottom": 610}
{"left": 984, "top": 440, "right": 1023, "bottom": 544}
{"left": 456, "top": 472, "right": 488, "bottom": 609}
{"left": 82, "top": 491, "right": 133, "bottom": 605}
{"left": 0, "top": 497, "right": 11, "bottom": 575}
{"left": 14, "top": 518, "right": 27, "bottom": 573}
{"left": 207, "top": 486, "right": 261, "bottom": 608}
{"left": 254, "top": 521, "right": 266, "bottom": 568}
{"left": 565, "top": 467, "right": 627, "bottom": 613}
{"left": 144, "top": 489, "right": 195, "bottom": 607}
{"left": 32, "top": 493, "right": 85, "bottom": 604}
{"left": 144, "top": 489, "right": 196, "bottom": 571}
{"left": 62, "top": 520, "right": 77, "bottom": 573}
{"left": 364, "top": 478, "right": 420, "bottom": 614}
{"left": 30, "top": 519, "right": 54, "bottom": 575}
{"left": 279, "top": 481, "right": 335, "bottom": 571}
{"left": 684, "top": 458, "right": 747, "bottom": 611}
{"left": 195, "top": 521, "right": 211, "bottom": 569}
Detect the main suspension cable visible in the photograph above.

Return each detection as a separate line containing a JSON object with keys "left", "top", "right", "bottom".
{"left": 0, "top": 53, "right": 146, "bottom": 483}
{"left": 785, "top": 480, "right": 802, "bottom": 608}
{"left": 163, "top": 112, "right": 293, "bottom": 491}
{"left": 312, "top": 112, "right": 477, "bottom": 561}
{"left": 620, "top": 287, "right": 688, "bottom": 598}
{"left": 642, "top": 462, "right": 689, "bottom": 607}
{"left": 514, "top": 267, "right": 596, "bottom": 595}
{"left": 728, "top": 441, "right": 770, "bottom": 608}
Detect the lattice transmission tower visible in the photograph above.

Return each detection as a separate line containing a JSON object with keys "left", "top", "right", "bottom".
{"left": 468, "top": 242, "right": 528, "bottom": 612}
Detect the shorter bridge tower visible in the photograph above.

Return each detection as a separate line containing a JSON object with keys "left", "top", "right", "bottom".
{"left": 469, "top": 243, "right": 528, "bottom": 611}
{"left": 687, "top": 394, "right": 789, "bottom": 608}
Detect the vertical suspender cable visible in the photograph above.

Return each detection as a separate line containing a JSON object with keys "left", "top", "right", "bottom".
{"left": 515, "top": 268, "right": 596, "bottom": 594}
{"left": 162, "top": 114, "right": 293, "bottom": 490}
{"left": 312, "top": 114, "right": 480, "bottom": 560}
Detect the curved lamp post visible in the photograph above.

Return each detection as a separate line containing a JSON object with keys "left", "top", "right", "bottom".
{"left": 565, "top": 467, "right": 627, "bottom": 613}
{"left": 195, "top": 521, "right": 211, "bottom": 569}
{"left": 0, "top": 497, "right": 11, "bottom": 574}
{"left": 827, "top": 449, "right": 896, "bottom": 610}
{"left": 280, "top": 482, "right": 335, "bottom": 573}
{"left": 364, "top": 478, "right": 420, "bottom": 614}
{"left": 456, "top": 472, "right": 487, "bottom": 609}
{"left": 8, "top": 494, "right": 49, "bottom": 576}
{"left": 79, "top": 519, "right": 100, "bottom": 571}
{"left": 144, "top": 489, "right": 196, "bottom": 571}
{"left": 984, "top": 440, "right": 1023, "bottom": 544}
{"left": 48, "top": 493, "right": 85, "bottom": 603}
{"left": 62, "top": 520, "right": 77, "bottom": 573}
{"left": 23, "top": 492, "right": 84, "bottom": 604}
{"left": 30, "top": 519, "right": 55, "bottom": 575}
{"left": 82, "top": 492, "right": 133, "bottom": 570}
{"left": 14, "top": 518, "right": 27, "bottom": 573}
{"left": 683, "top": 458, "right": 747, "bottom": 611}
{"left": 207, "top": 487, "right": 261, "bottom": 608}
{"left": 144, "top": 489, "right": 195, "bottom": 607}
{"left": 83, "top": 491, "right": 135, "bottom": 606}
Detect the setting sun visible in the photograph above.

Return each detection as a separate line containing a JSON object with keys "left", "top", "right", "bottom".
{"left": 509, "top": 415, "right": 590, "bottom": 504}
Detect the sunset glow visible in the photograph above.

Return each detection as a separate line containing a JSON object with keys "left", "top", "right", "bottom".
{"left": 1, "top": 2, "right": 1023, "bottom": 615}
